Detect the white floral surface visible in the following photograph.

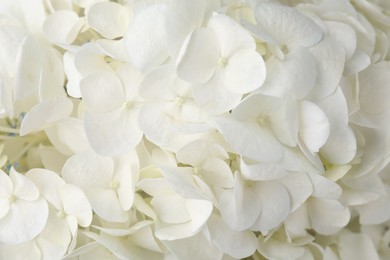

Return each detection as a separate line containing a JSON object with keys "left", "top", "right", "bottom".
{"left": 1, "top": 0, "right": 390, "bottom": 259}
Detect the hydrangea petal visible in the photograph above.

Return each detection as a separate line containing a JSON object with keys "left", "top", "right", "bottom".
{"left": 20, "top": 97, "right": 73, "bottom": 136}
{"left": 152, "top": 194, "right": 191, "bottom": 224}
{"left": 0, "top": 198, "right": 48, "bottom": 244}
{"left": 176, "top": 28, "right": 220, "bottom": 84}
{"left": 177, "top": 140, "right": 228, "bottom": 166}
{"left": 43, "top": 10, "right": 84, "bottom": 44}
{"left": 88, "top": 188, "right": 128, "bottom": 223}
{"left": 240, "top": 157, "right": 287, "bottom": 181}
{"left": 9, "top": 168, "right": 39, "bottom": 202}
{"left": 279, "top": 172, "right": 313, "bottom": 212}
{"left": 202, "top": 158, "right": 234, "bottom": 188}
{"left": 254, "top": 3, "right": 322, "bottom": 48}
{"left": 26, "top": 169, "right": 65, "bottom": 209}
{"left": 59, "top": 184, "right": 92, "bottom": 227}
{"left": 207, "top": 213, "right": 257, "bottom": 259}
{"left": 0, "top": 170, "right": 12, "bottom": 197}
{"left": 87, "top": 2, "right": 130, "bottom": 39}
{"left": 124, "top": 4, "right": 168, "bottom": 71}
{"left": 207, "top": 13, "right": 255, "bottom": 57}
{"left": 338, "top": 232, "right": 379, "bottom": 260}
{"left": 80, "top": 72, "right": 125, "bottom": 113}
{"left": 213, "top": 116, "right": 284, "bottom": 162}
{"left": 258, "top": 236, "right": 305, "bottom": 260}
{"left": 61, "top": 151, "right": 113, "bottom": 191}
{"left": 299, "top": 100, "right": 330, "bottom": 153}
{"left": 251, "top": 181, "right": 291, "bottom": 232}
{"left": 307, "top": 172, "right": 342, "bottom": 199}
{"left": 84, "top": 108, "right": 142, "bottom": 156}
{"left": 308, "top": 198, "right": 350, "bottom": 235}
{"left": 223, "top": 49, "right": 266, "bottom": 94}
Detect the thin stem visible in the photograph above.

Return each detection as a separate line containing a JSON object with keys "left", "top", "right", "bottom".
{"left": 0, "top": 126, "right": 20, "bottom": 134}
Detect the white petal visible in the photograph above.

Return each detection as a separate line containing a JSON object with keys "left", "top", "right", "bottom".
{"left": 268, "top": 99, "right": 299, "bottom": 146}
{"left": 162, "top": 232, "right": 223, "bottom": 260}
{"left": 152, "top": 194, "right": 190, "bottom": 224}
{"left": 202, "top": 158, "right": 234, "bottom": 188}
{"left": 25, "top": 168, "right": 65, "bottom": 210}
{"left": 254, "top": 3, "right": 322, "bottom": 48}
{"left": 308, "top": 37, "right": 345, "bottom": 100}
{"left": 320, "top": 127, "right": 357, "bottom": 165}
{"left": 61, "top": 151, "right": 113, "bottom": 192}
{"left": 84, "top": 108, "right": 142, "bottom": 156}
{"left": 63, "top": 51, "right": 82, "bottom": 98}
{"left": 251, "top": 181, "right": 291, "bottom": 232}
{"left": 0, "top": 170, "right": 12, "bottom": 197}
{"left": 212, "top": 116, "right": 284, "bottom": 162}
{"left": 9, "top": 168, "right": 39, "bottom": 201}
{"left": 0, "top": 198, "right": 48, "bottom": 244}
{"left": 20, "top": 97, "right": 73, "bottom": 136}
{"left": 279, "top": 172, "right": 313, "bottom": 212}
{"left": 59, "top": 184, "right": 92, "bottom": 227}
{"left": 207, "top": 213, "right": 257, "bottom": 259}
{"left": 43, "top": 10, "right": 84, "bottom": 44}
{"left": 88, "top": 188, "right": 128, "bottom": 223}
{"left": 14, "top": 36, "right": 42, "bottom": 100}
{"left": 165, "top": 0, "right": 208, "bottom": 57}
{"left": 96, "top": 39, "right": 129, "bottom": 62}
{"left": 0, "top": 198, "right": 10, "bottom": 219}
{"left": 262, "top": 48, "right": 317, "bottom": 99}
{"left": 219, "top": 173, "right": 261, "bottom": 231}
{"left": 80, "top": 72, "right": 125, "bottom": 113}
{"left": 356, "top": 194, "right": 390, "bottom": 225}
{"left": 45, "top": 117, "right": 91, "bottom": 155}
{"left": 232, "top": 94, "right": 282, "bottom": 121}
{"left": 124, "top": 4, "right": 168, "bottom": 71}
{"left": 177, "top": 139, "right": 228, "bottom": 166}
{"left": 207, "top": 13, "right": 255, "bottom": 57}
{"left": 223, "top": 49, "right": 266, "bottom": 94}
{"left": 358, "top": 62, "right": 390, "bottom": 114}
{"left": 114, "top": 153, "right": 139, "bottom": 211}
{"left": 240, "top": 157, "right": 287, "bottom": 181}
{"left": 298, "top": 100, "right": 330, "bottom": 153}
{"left": 338, "top": 232, "right": 379, "bottom": 260}
{"left": 186, "top": 199, "right": 213, "bottom": 234}
{"left": 87, "top": 2, "right": 130, "bottom": 39}
{"left": 308, "top": 198, "right": 350, "bottom": 235}
{"left": 317, "top": 87, "right": 349, "bottom": 129}
{"left": 176, "top": 28, "right": 219, "bottom": 84}
{"left": 193, "top": 73, "right": 242, "bottom": 114}
{"left": 258, "top": 236, "right": 305, "bottom": 260}
{"left": 307, "top": 172, "right": 342, "bottom": 199}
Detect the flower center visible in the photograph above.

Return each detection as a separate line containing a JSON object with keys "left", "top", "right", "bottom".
{"left": 175, "top": 96, "right": 185, "bottom": 106}
{"left": 8, "top": 195, "right": 16, "bottom": 203}
{"left": 122, "top": 101, "right": 133, "bottom": 110}
{"left": 193, "top": 166, "right": 203, "bottom": 175}
{"left": 109, "top": 180, "right": 120, "bottom": 189}
{"left": 257, "top": 115, "right": 269, "bottom": 126}
{"left": 57, "top": 210, "right": 66, "bottom": 218}
{"left": 218, "top": 57, "right": 229, "bottom": 67}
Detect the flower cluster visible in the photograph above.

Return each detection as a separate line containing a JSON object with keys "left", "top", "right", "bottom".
{"left": 1, "top": 0, "right": 390, "bottom": 259}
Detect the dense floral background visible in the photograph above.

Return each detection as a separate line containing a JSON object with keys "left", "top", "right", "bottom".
{"left": 1, "top": 0, "right": 390, "bottom": 259}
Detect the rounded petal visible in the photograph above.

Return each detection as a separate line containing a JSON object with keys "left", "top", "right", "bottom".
{"left": 152, "top": 194, "right": 190, "bottom": 224}
{"left": 80, "top": 72, "right": 125, "bottom": 113}
{"left": 254, "top": 3, "right": 323, "bottom": 48}
{"left": 61, "top": 151, "right": 113, "bottom": 191}
{"left": 59, "top": 184, "right": 92, "bottom": 227}
{"left": 320, "top": 127, "right": 357, "bottom": 165}
{"left": 9, "top": 168, "right": 39, "bottom": 202}
{"left": 299, "top": 100, "right": 330, "bottom": 153}
{"left": 25, "top": 168, "right": 65, "bottom": 210}
{"left": 88, "top": 188, "right": 129, "bottom": 223}
{"left": 43, "top": 10, "right": 84, "bottom": 44}
{"left": 0, "top": 170, "right": 12, "bottom": 197}
{"left": 0, "top": 198, "right": 48, "bottom": 244}
{"left": 124, "top": 5, "right": 168, "bottom": 71}
{"left": 223, "top": 49, "right": 266, "bottom": 94}
{"left": 212, "top": 116, "right": 284, "bottom": 162}
{"left": 207, "top": 13, "right": 255, "bottom": 57}
{"left": 308, "top": 198, "right": 350, "bottom": 235}
{"left": 279, "top": 172, "right": 313, "bottom": 212}
{"left": 251, "top": 181, "right": 291, "bottom": 232}
{"left": 207, "top": 213, "right": 257, "bottom": 259}
{"left": 20, "top": 97, "right": 73, "bottom": 136}
{"left": 87, "top": 2, "right": 130, "bottom": 39}
{"left": 176, "top": 28, "right": 219, "bottom": 84}
{"left": 84, "top": 108, "right": 142, "bottom": 156}
{"left": 240, "top": 157, "right": 287, "bottom": 181}
{"left": 202, "top": 158, "right": 234, "bottom": 188}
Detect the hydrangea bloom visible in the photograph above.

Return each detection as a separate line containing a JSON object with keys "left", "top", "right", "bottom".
{"left": 1, "top": 0, "right": 390, "bottom": 259}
